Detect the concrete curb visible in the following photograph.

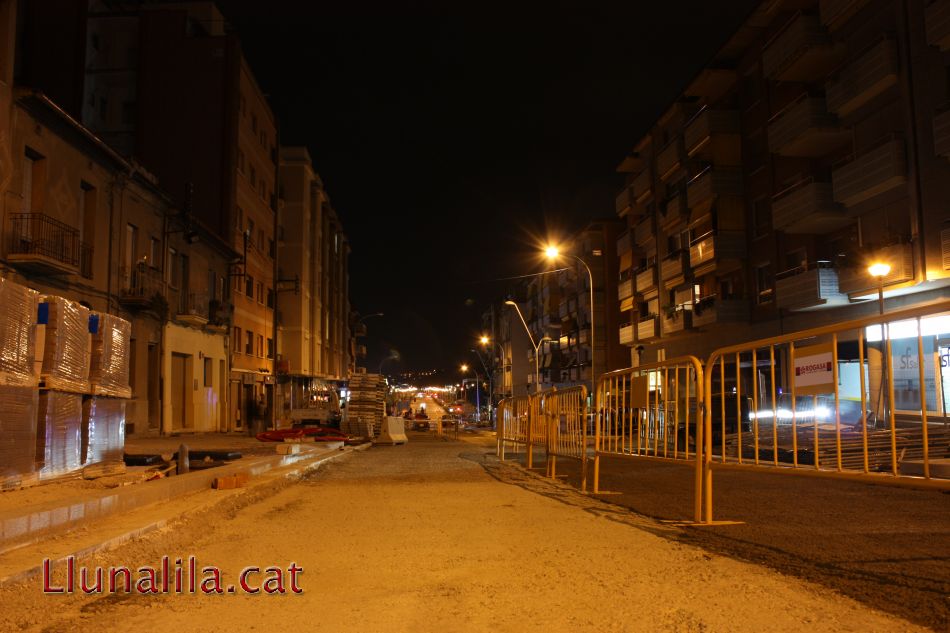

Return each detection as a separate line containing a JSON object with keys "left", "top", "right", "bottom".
{"left": 0, "top": 442, "right": 370, "bottom": 587}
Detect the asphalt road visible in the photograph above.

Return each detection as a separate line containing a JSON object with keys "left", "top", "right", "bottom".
{"left": 0, "top": 435, "right": 930, "bottom": 632}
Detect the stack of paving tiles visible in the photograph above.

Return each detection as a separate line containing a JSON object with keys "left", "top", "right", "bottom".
{"left": 36, "top": 296, "right": 90, "bottom": 481}
{"left": 344, "top": 374, "right": 387, "bottom": 437}
{"left": 0, "top": 278, "right": 40, "bottom": 490}
{"left": 82, "top": 312, "right": 131, "bottom": 475}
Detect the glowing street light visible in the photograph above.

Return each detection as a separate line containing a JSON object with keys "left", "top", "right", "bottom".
{"left": 545, "top": 243, "right": 595, "bottom": 394}
{"left": 504, "top": 300, "right": 550, "bottom": 393}
{"left": 868, "top": 261, "right": 891, "bottom": 431}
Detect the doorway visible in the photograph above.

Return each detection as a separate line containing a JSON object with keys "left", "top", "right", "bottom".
{"left": 148, "top": 343, "right": 160, "bottom": 431}
{"left": 170, "top": 352, "right": 190, "bottom": 430}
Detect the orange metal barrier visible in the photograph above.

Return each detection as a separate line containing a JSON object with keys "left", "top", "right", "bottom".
{"left": 497, "top": 394, "right": 538, "bottom": 467}
{"left": 702, "top": 300, "right": 950, "bottom": 523}
{"left": 541, "top": 385, "right": 588, "bottom": 489}
{"left": 594, "top": 356, "right": 705, "bottom": 522}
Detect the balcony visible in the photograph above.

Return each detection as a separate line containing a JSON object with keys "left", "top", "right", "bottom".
{"left": 772, "top": 180, "right": 849, "bottom": 234}
{"left": 767, "top": 95, "right": 848, "bottom": 158}
{"left": 659, "top": 190, "right": 688, "bottom": 231}
{"left": 832, "top": 137, "right": 906, "bottom": 207}
{"left": 691, "top": 297, "right": 750, "bottom": 329}
{"left": 636, "top": 266, "right": 657, "bottom": 297}
{"left": 7, "top": 213, "right": 86, "bottom": 275}
{"left": 684, "top": 108, "right": 740, "bottom": 159}
{"left": 688, "top": 231, "right": 745, "bottom": 275}
{"left": 119, "top": 265, "right": 165, "bottom": 308}
{"left": 656, "top": 138, "right": 684, "bottom": 181}
{"left": 686, "top": 167, "right": 742, "bottom": 210}
{"left": 660, "top": 252, "right": 687, "bottom": 287}
{"left": 934, "top": 105, "right": 950, "bottom": 159}
{"left": 825, "top": 39, "right": 898, "bottom": 118}
{"left": 762, "top": 13, "right": 845, "bottom": 83}
{"left": 637, "top": 316, "right": 659, "bottom": 341}
{"left": 615, "top": 186, "right": 633, "bottom": 216}
{"left": 618, "top": 278, "right": 635, "bottom": 301}
{"left": 776, "top": 263, "right": 847, "bottom": 310}
{"left": 356, "top": 344, "right": 368, "bottom": 359}
{"left": 619, "top": 251, "right": 635, "bottom": 275}
{"left": 661, "top": 309, "right": 691, "bottom": 336}
{"left": 616, "top": 231, "right": 635, "bottom": 257}
{"left": 176, "top": 291, "right": 210, "bottom": 326}
{"left": 837, "top": 243, "right": 915, "bottom": 295}
{"left": 926, "top": 0, "right": 950, "bottom": 52}
{"left": 631, "top": 169, "right": 653, "bottom": 205}
{"left": 820, "top": 0, "right": 870, "bottom": 31}
{"left": 619, "top": 323, "right": 635, "bottom": 346}
{"left": 634, "top": 216, "right": 656, "bottom": 247}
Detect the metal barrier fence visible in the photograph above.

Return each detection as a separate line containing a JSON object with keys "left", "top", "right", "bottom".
{"left": 702, "top": 300, "right": 950, "bottom": 523}
{"left": 497, "top": 393, "right": 537, "bottom": 465}
{"left": 594, "top": 356, "right": 705, "bottom": 522}
{"left": 540, "top": 385, "right": 588, "bottom": 488}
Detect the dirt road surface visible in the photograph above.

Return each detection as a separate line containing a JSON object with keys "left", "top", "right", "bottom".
{"left": 0, "top": 434, "right": 928, "bottom": 632}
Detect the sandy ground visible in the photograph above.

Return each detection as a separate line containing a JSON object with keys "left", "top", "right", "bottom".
{"left": 0, "top": 434, "right": 927, "bottom": 632}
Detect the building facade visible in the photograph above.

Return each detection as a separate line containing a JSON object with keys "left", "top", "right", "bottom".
{"left": 613, "top": 0, "right": 950, "bottom": 367}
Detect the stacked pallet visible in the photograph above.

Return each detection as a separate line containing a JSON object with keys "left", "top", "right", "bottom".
{"left": 0, "top": 278, "right": 40, "bottom": 490}
{"left": 344, "top": 374, "right": 387, "bottom": 437}
{"left": 82, "top": 312, "right": 131, "bottom": 476}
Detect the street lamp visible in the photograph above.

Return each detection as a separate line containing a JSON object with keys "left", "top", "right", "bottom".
{"left": 478, "top": 334, "right": 506, "bottom": 424}
{"left": 504, "top": 300, "right": 551, "bottom": 393}
{"left": 868, "top": 262, "right": 891, "bottom": 428}
{"left": 460, "top": 363, "right": 481, "bottom": 421}
{"left": 545, "top": 244, "right": 595, "bottom": 393}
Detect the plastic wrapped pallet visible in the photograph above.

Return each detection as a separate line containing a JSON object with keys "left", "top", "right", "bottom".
{"left": 0, "top": 277, "right": 39, "bottom": 386}
{"left": 36, "top": 391, "right": 83, "bottom": 480}
{"left": 82, "top": 396, "right": 126, "bottom": 466}
{"left": 0, "top": 385, "right": 40, "bottom": 488}
{"left": 89, "top": 313, "right": 132, "bottom": 398}
{"left": 39, "top": 296, "right": 91, "bottom": 393}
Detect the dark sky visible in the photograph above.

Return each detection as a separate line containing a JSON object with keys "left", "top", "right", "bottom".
{"left": 215, "top": 0, "right": 758, "bottom": 377}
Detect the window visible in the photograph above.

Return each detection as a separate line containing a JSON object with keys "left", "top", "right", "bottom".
{"left": 233, "top": 327, "right": 241, "bottom": 352}
{"left": 167, "top": 247, "right": 178, "bottom": 287}
{"left": 753, "top": 197, "right": 771, "bottom": 238}
{"left": 266, "top": 287, "right": 274, "bottom": 309}
{"left": 257, "top": 334, "right": 264, "bottom": 357}
{"left": 251, "top": 113, "right": 258, "bottom": 133}
{"left": 22, "top": 148, "right": 44, "bottom": 213}
{"left": 267, "top": 337, "right": 274, "bottom": 359}
{"left": 250, "top": 165, "right": 256, "bottom": 188}
{"left": 245, "top": 331, "right": 254, "bottom": 355}
{"left": 268, "top": 238, "right": 275, "bottom": 258}
{"left": 257, "top": 228, "right": 264, "bottom": 251}
{"left": 755, "top": 263, "right": 774, "bottom": 304}
{"left": 785, "top": 248, "right": 807, "bottom": 273}
{"left": 149, "top": 237, "right": 160, "bottom": 268}
{"left": 236, "top": 207, "right": 244, "bottom": 233}
{"left": 203, "top": 357, "right": 213, "bottom": 387}
{"left": 256, "top": 281, "right": 264, "bottom": 304}
{"left": 124, "top": 224, "right": 138, "bottom": 284}
{"left": 247, "top": 218, "right": 254, "bottom": 242}
{"left": 245, "top": 274, "right": 254, "bottom": 297}
{"left": 237, "top": 149, "right": 245, "bottom": 173}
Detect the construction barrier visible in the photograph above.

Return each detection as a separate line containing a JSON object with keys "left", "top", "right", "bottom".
{"left": 497, "top": 393, "right": 537, "bottom": 466}
{"left": 540, "top": 385, "right": 588, "bottom": 488}
{"left": 702, "top": 300, "right": 950, "bottom": 523}
{"left": 594, "top": 356, "right": 705, "bottom": 522}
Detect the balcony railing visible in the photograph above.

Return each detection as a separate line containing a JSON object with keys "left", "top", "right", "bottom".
{"left": 762, "top": 13, "right": 845, "bottom": 83}
{"left": 615, "top": 186, "right": 632, "bottom": 216}
{"left": 934, "top": 104, "right": 950, "bottom": 159}
{"left": 926, "top": 0, "right": 950, "bottom": 52}
{"left": 688, "top": 231, "right": 745, "bottom": 271}
{"left": 684, "top": 107, "right": 740, "bottom": 158}
{"left": 177, "top": 291, "right": 210, "bottom": 325}
{"left": 631, "top": 168, "right": 653, "bottom": 203}
{"left": 619, "top": 323, "right": 635, "bottom": 346}
{"left": 618, "top": 277, "right": 634, "bottom": 301}
{"left": 772, "top": 179, "right": 849, "bottom": 234}
{"left": 819, "top": 0, "right": 870, "bottom": 31}
{"left": 636, "top": 265, "right": 657, "bottom": 296}
{"left": 775, "top": 262, "right": 846, "bottom": 310}
{"left": 634, "top": 216, "right": 655, "bottom": 246}
{"left": 656, "top": 138, "right": 684, "bottom": 181}
{"left": 660, "top": 190, "right": 688, "bottom": 231}
{"left": 119, "top": 265, "right": 165, "bottom": 306}
{"left": 7, "top": 213, "right": 86, "bottom": 275}
{"left": 825, "top": 38, "right": 898, "bottom": 118}
{"left": 660, "top": 252, "right": 685, "bottom": 282}
{"left": 686, "top": 167, "right": 742, "bottom": 210}
{"left": 691, "top": 297, "right": 750, "bottom": 328}
{"left": 837, "top": 243, "right": 915, "bottom": 294}
{"left": 832, "top": 137, "right": 907, "bottom": 207}
{"left": 661, "top": 309, "right": 691, "bottom": 335}
{"left": 637, "top": 316, "right": 659, "bottom": 341}
{"left": 767, "top": 95, "right": 848, "bottom": 157}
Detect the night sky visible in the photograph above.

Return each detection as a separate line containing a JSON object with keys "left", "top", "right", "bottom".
{"left": 214, "top": 0, "right": 758, "bottom": 377}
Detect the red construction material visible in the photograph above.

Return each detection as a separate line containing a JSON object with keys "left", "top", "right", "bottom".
{"left": 255, "top": 427, "right": 347, "bottom": 443}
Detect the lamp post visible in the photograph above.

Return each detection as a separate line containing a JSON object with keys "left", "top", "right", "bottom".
{"left": 460, "top": 363, "right": 481, "bottom": 421}
{"left": 504, "top": 300, "right": 550, "bottom": 393}
{"left": 479, "top": 335, "right": 506, "bottom": 424}
{"left": 545, "top": 245, "right": 595, "bottom": 394}
{"left": 868, "top": 262, "right": 891, "bottom": 428}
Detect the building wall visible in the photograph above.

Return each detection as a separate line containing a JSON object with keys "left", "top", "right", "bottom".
{"left": 162, "top": 321, "right": 227, "bottom": 433}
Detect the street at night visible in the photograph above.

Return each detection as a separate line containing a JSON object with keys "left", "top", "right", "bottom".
{"left": 1, "top": 0, "right": 950, "bottom": 631}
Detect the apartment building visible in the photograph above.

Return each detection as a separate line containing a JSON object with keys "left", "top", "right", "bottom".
{"left": 614, "top": 0, "right": 950, "bottom": 366}
{"left": 276, "top": 147, "right": 352, "bottom": 419}
{"left": 0, "top": 0, "right": 233, "bottom": 435}
{"left": 19, "top": 1, "right": 281, "bottom": 431}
